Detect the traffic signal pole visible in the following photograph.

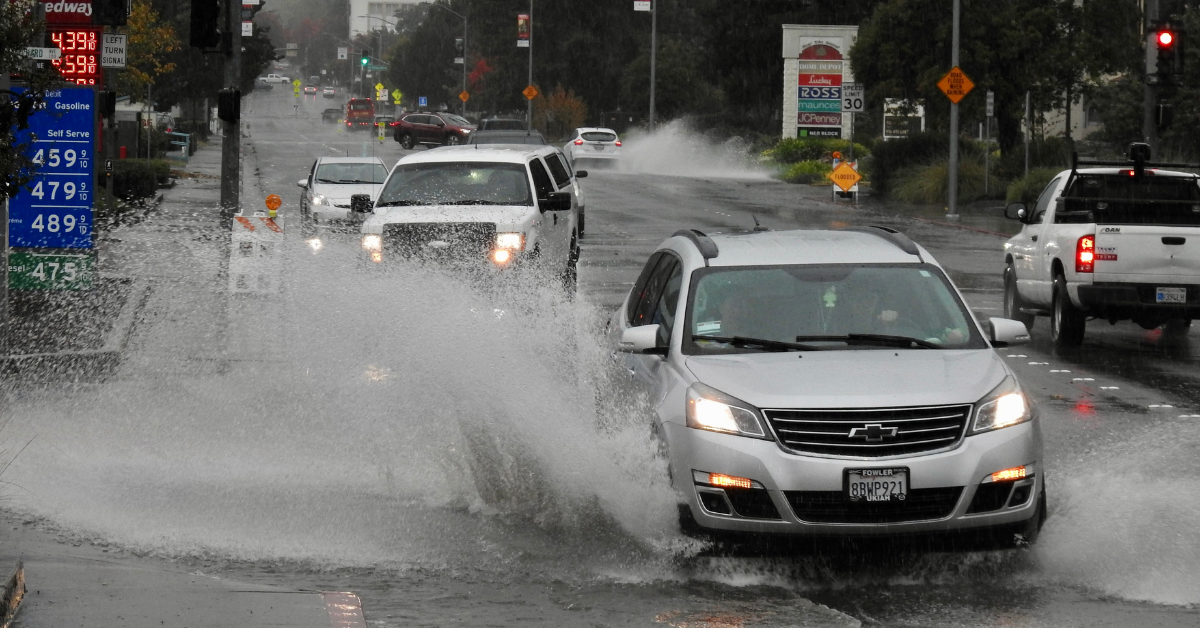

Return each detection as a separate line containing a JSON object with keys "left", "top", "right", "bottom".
{"left": 220, "top": 0, "right": 242, "bottom": 215}
{"left": 1143, "top": 0, "right": 1159, "bottom": 156}
{"left": 945, "top": 0, "right": 961, "bottom": 218}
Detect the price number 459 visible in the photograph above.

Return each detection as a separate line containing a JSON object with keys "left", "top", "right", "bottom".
{"left": 32, "top": 148, "right": 88, "bottom": 170}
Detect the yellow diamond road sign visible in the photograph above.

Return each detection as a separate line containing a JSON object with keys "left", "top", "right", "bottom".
{"left": 522, "top": 85, "right": 538, "bottom": 100}
{"left": 292, "top": 79, "right": 301, "bottom": 87}
{"left": 937, "top": 66, "right": 974, "bottom": 104}
{"left": 828, "top": 162, "right": 862, "bottom": 193}
{"left": 459, "top": 91, "right": 469, "bottom": 103}
{"left": 391, "top": 89, "right": 402, "bottom": 104}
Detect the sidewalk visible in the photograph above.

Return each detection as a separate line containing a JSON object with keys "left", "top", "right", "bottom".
{"left": 791, "top": 182, "right": 1021, "bottom": 239}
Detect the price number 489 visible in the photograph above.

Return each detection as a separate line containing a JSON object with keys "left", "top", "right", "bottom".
{"left": 29, "top": 212, "right": 87, "bottom": 234}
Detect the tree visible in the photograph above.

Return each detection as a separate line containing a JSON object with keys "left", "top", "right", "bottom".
{"left": 533, "top": 86, "right": 587, "bottom": 139}
{"left": 118, "top": 0, "right": 181, "bottom": 103}
{"left": 1, "top": 0, "right": 62, "bottom": 199}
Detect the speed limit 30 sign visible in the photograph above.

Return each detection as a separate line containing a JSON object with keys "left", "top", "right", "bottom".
{"left": 842, "top": 83, "right": 864, "bottom": 113}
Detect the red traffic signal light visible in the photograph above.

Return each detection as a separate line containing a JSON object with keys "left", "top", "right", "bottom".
{"left": 1157, "top": 29, "right": 1175, "bottom": 48}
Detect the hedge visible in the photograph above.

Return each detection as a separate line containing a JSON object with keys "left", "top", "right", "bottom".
{"left": 763, "top": 137, "right": 870, "bottom": 165}
{"left": 780, "top": 160, "right": 833, "bottom": 184}
{"left": 107, "top": 159, "right": 171, "bottom": 200}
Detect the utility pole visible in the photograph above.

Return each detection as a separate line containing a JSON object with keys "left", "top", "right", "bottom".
{"left": 1024, "top": 91, "right": 1031, "bottom": 176}
{"left": 649, "top": 0, "right": 657, "bottom": 133}
{"left": 1, "top": 72, "right": 8, "bottom": 354}
{"left": 526, "top": 0, "right": 533, "bottom": 132}
{"left": 462, "top": 12, "right": 468, "bottom": 117}
{"left": 1143, "top": 0, "right": 1159, "bottom": 156}
{"left": 945, "top": 0, "right": 961, "bottom": 218}
{"left": 220, "top": 0, "right": 242, "bottom": 215}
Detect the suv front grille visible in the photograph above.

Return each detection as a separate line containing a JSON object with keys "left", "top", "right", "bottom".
{"left": 763, "top": 404, "right": 972, "bottom": 458}
{"left": 784, "top": 487, "right": 963, "bottom": 523}
{"left": 382, "top": 222, "right": 496, "bottom": 259}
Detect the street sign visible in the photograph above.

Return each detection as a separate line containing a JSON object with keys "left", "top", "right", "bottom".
{"left": 286, "top": 43, "right": 298, "bottom": 57}
{"left": 986, "top": 90, "right": 995, "bottom": 117}
{"left": 459, "top": 91, "right": 469, "bottom": 103}
{"left": 25, "top": 47, "right": 62, "bottom": 61}
{"left": 828, "top": 161, "right": 862, "bottom": 193}
{"left": 366, "top": 64, "right": 386, "bottom": 71}
{"left": 634, "top": 1, "right": 651, "bottom": 10}
{"left": 937, "top": 66, "right": 974, "bottom": 104}
{"left": 523, "top": 85, "right": 539, "bottom": 100}
{"left": 418, "top": 96, "right": 428, "bottom": 107}
{"left": 337, "top": 47, "right": 348, "bottom": 60}
{"left": 391, "top": 89, "right": 402, "bottom": 104}
{"left": 842, "top": 83, "right": 864, "bottom": 113}
{"left": 7, "top": 251, "right": 94, "bottom": 291}
{"left": 242, "top": 21, "right": 252, "bottom": 37}
{"left": 8, "top": 87, "right": 94, "bottom": 249}
{"left": 100, "top": 33, "right": 126, "bottom": 68}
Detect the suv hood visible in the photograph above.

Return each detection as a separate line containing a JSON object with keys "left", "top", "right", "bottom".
{"left": 364, "top": 205, "right": 537, "bottom": 233}
{"left": 684, "top": 350, "right": 1006, "bottom": 409}
{"left": 311, "top": 183, "right": 382, "bottom": 204}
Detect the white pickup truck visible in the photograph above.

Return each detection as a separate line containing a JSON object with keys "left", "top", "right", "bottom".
{"left": 1002, "top": 148, "right": 1200, "bottom": 346}
{"left": 258, "top": 74, "right": 290, "bottom": 84}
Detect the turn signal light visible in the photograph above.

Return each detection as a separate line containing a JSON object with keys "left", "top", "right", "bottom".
{"left": 991, "top": 466, "right": 1027, "bottom": 482}
{"left": 708, "top": 473, "right": 752, "bottom": 489}
{"left": 1076, "top": 235, "right": 1095, "bottom": 273}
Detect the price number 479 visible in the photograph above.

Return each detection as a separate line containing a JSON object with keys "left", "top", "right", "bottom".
{"left": 30, "top": 180, "right": 89, "bottom": 202}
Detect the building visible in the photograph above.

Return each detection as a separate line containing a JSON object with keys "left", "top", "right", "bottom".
{"left": 349, "top": 0, "right": 418, "bottom": 40}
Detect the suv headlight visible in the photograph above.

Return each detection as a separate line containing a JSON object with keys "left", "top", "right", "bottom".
{"left": 686, "top": 384, "right": 771, "bottom": 440}
{"left": 972, "top": 375, "right": 1033, "bottom": 433}
{"left": 361, "top": 234, "right": 382, "bottom": 251}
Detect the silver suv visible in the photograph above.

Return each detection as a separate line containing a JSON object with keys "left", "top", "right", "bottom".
{"left": 612, "top": 227, "right": 1044, "bottom": 544}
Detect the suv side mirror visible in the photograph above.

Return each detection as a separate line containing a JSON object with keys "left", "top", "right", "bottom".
{"left": 575, "top": 170, "right": 588, "bottom": 178}
{"left": 297, "top": 179, "right": 308, "bottom": 188}
{"left": 539, "top": 191, "right": 572, "bottom": 212}
{"left": 988, "top": 317, "right": 1031, "bottom": 346}
{"left": 618, "top": 324, "right": 665, "bottom": 354}
{"left": 1004, "top": 202, "right": 1028, "bottom": 222}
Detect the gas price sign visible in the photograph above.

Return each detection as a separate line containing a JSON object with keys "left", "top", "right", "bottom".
{"left": 8, "top": 87, "right": 94, "bottom": 249}
{"left": 49, "top": 27, "right": 101, "bottom": 86}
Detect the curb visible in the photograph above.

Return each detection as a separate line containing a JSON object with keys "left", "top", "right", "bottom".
{"left": 0, "top": 561, "right": 24, "bottom": 628}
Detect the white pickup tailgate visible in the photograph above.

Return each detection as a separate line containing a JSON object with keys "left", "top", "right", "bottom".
{"left": 1094, "top": 225, "right": 1200, "bottom": 282}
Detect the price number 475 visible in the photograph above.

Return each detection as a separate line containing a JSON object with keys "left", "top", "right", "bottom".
{"left": 29, "top": 261, "right": 80, "bottom": 283}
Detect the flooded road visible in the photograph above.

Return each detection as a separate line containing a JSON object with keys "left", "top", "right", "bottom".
{"left": 1, "top": 89, "right": 1198, "bottom": 627}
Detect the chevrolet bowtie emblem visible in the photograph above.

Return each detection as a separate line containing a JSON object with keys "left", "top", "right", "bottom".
{"left": 849, "top": 423, "right": 899, "bottom": 442}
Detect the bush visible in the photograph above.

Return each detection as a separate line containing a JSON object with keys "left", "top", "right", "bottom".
{"left": 996, "top": 137, "right": 1071, "bottom": 181}
{"left": 109, "top": 159, "right": 171, "bottom": 200}
{"left": 865, "top": 132, "right": 946, "bottom": 196}
{"left": 763, "top": 137, "right": 870, "bottom": 165}
{"left": 891, "top": 156, "right": 987, "bottom": 205}
{"left": 1005, "top": 167, "right": 1061, "bottom": 206}
{"left": 779, "top": 160, "right": 832, "bottom": 184}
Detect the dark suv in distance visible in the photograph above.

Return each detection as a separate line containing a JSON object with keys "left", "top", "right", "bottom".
{"left": 392, "top": 112, "right": 478, "bottom": 148}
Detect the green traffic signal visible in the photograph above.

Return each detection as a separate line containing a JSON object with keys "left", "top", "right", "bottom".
{"left": 361, "top": 49, "right": 369, "bottom": 66}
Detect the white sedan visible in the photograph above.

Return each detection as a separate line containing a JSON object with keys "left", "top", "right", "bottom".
{"left": 564, "top": 127, "right": 621, "bottom": 166}
{"left": 297, "top": 157, "right": 389, "bottom": 225}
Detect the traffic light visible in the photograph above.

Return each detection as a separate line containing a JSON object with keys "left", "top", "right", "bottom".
{"left": 1153, "top": 23, "right": 1184, "bottom": 77}
{"left": 1157, "top": 102, "right": 1174, "bottom": 129}
{"left": 94, "top": 0, "right": 127, "bottom": 26}
{"left": 98, "top": 91, "right": 117, "bottom": 120}
{"left": 190, "top": 0, "right": 222, "bottom": 49}
{"left": 361, "top": 50, "right": 370, "bottom": 66}
{"left": 455, "top": 38, "right": 464, "bottom": 55}
{"left": 217, "top": 88, "right": 241, "bottom": 122}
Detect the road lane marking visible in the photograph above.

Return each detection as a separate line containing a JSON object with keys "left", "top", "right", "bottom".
{"left": 1149, "top": 404, "right": 1175, "bottom": 408}
{"left": 1028, "top": 361, "right": 1049, "bottom": 365}
{"left": 1100, "top": 386, "right": 1120, "bottom": 390}
{"left": 1050, "top": 369, "right": 1071, "bottom": 373}
{"left": 1072, "top": 377, "right": 1094, "bottom": 381}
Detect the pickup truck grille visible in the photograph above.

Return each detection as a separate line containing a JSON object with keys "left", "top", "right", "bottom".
{"left": 382, "top": 222, "right": 495, "bottom": 260}
{"left": 763, "top": 404, "right": 972, "bottom": 458}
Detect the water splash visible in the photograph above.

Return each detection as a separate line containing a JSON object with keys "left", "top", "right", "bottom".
{"left": 617, "top": 120, "right": 770, "bottom": 180}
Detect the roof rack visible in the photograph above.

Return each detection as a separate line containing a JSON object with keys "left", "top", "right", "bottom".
{"left": 673, "top": 229, "right": 719, "bottom": 264}
{"left": 1069, "top": 144, "right": 1200, "bottom": 188}
{"left": 842, "top": 226, "right": 923, "bottom": 261}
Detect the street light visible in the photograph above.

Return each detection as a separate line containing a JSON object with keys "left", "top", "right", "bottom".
{"left": 421, "top": 2, "right": 468, "bottom": 116}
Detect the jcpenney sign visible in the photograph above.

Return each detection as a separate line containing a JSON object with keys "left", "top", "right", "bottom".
{"left": 43, "top": 0, "right": 93, "bottom": 24}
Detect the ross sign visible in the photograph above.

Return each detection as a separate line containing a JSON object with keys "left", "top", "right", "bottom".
{"left": 937, "top": 66, "right": 974, "bottom": 104}
{"left": 828, "top": 161, "right": 862, "bottom": 193}
{"left": 42, "top": 0, "right": 94, "bottom": 25}
{"left": 49, "top": 27, "right": 102, "bottom": 85}
{"left": 7, "top": 251, "right": 94, "bottom": 290}
{"left": 842, "top": 83, "right": 864, "bottom": 113}
{"left": 8, "top": 87, "right": 95, "bottom": 249}
{"left": 522, "top": 84, "right": 539, "bottom": 100}
{"left": 25, "top": 47, "right": 62, "bottom": 61}
{"left": 517, "top": 13, "right": 530, "bottom": 47}
{"left": 459, "top": 90, "right": 469, "bottom": 102}
{"left": 100, "top": 33, "right": 125, "bottom": 68}
{"left": 418, "top": 96, "right": 428, "bottom": 107}
{"left": 391, "top": 89, "right": 402, "bottom": 104}
{"left": 634, "top": 0, "right": 651, "bottom": 10}
{"left": 986, "top": 90, "right": 995, "bottom": 117}
{"left": 337, "top": 47, "right": 348, "bottom": 60}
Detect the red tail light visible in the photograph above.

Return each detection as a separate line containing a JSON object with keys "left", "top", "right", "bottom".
{"left": 615, "top": 140, "right": 622, "bottom": 147}
{"left": 573, "top": 139, "right": 583, "bottom": 145}
{"left": 1076, "top": 235, "right": 1095, "bottom": 273}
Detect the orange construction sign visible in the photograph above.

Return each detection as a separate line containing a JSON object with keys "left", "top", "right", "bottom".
{"left": 828, "top": 161, "right": 862, "bottom": 192}
{"left": 459, "top": 91, "right": 469, "bottom": 102}
{"left": 937, "top": 66, "right": 975, "bottom": 104}
{"left": 522, "top": 85, "right": 539, "bottom": 100}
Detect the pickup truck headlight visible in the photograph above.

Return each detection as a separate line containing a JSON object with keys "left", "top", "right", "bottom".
{"left": 495, "top": 232, "right": 525, "bottom": 250}
{"left": 361, "top": 234, "right": 382, "bottom": 251}
{"left": 685, "top": 384, "right": 771, "bottom": 440}
{"left": 973, "top": 375, "right": 1032, "bottom": 433}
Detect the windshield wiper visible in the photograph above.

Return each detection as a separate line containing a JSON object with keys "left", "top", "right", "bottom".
{"left": 438, "top": 199, "right": 504, "bottom": 205}
{"left": 693, "top": 335, "right": 822, "bottom": 352}
{"left": 337, "top": 179, "right": 381, "bottom": 184}
{"left": 794, "top": 334, "right": 942, "bottom": 349}
{"left": 315, "top": 178, "right": 340, "bottom": 184}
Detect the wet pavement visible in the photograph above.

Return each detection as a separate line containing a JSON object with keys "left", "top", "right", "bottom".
{"left": 0, "top": 88, "right": 1197, "bottom": 627}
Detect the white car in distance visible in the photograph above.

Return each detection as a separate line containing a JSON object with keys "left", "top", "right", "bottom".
{"left": 613, "top": 227, "right": 1043, "bottom": 545}
{"left": 360, "top": 145, "right": 586, "bottom": 284}
{"left": 564, "top": 127, "right": 621, "bottom": 167}
{"left": 298, "top": 157, "right": 389, "bottom": 225}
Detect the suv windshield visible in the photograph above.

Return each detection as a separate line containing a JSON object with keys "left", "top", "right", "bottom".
{"left": 375, "top": 162, "right": 532, "bottom": 207}
{"left": 684, "top": 264, "right": 984, "bottom": 353}
{"left": 315, "top": 163, "right": 388, "bottom": 184}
